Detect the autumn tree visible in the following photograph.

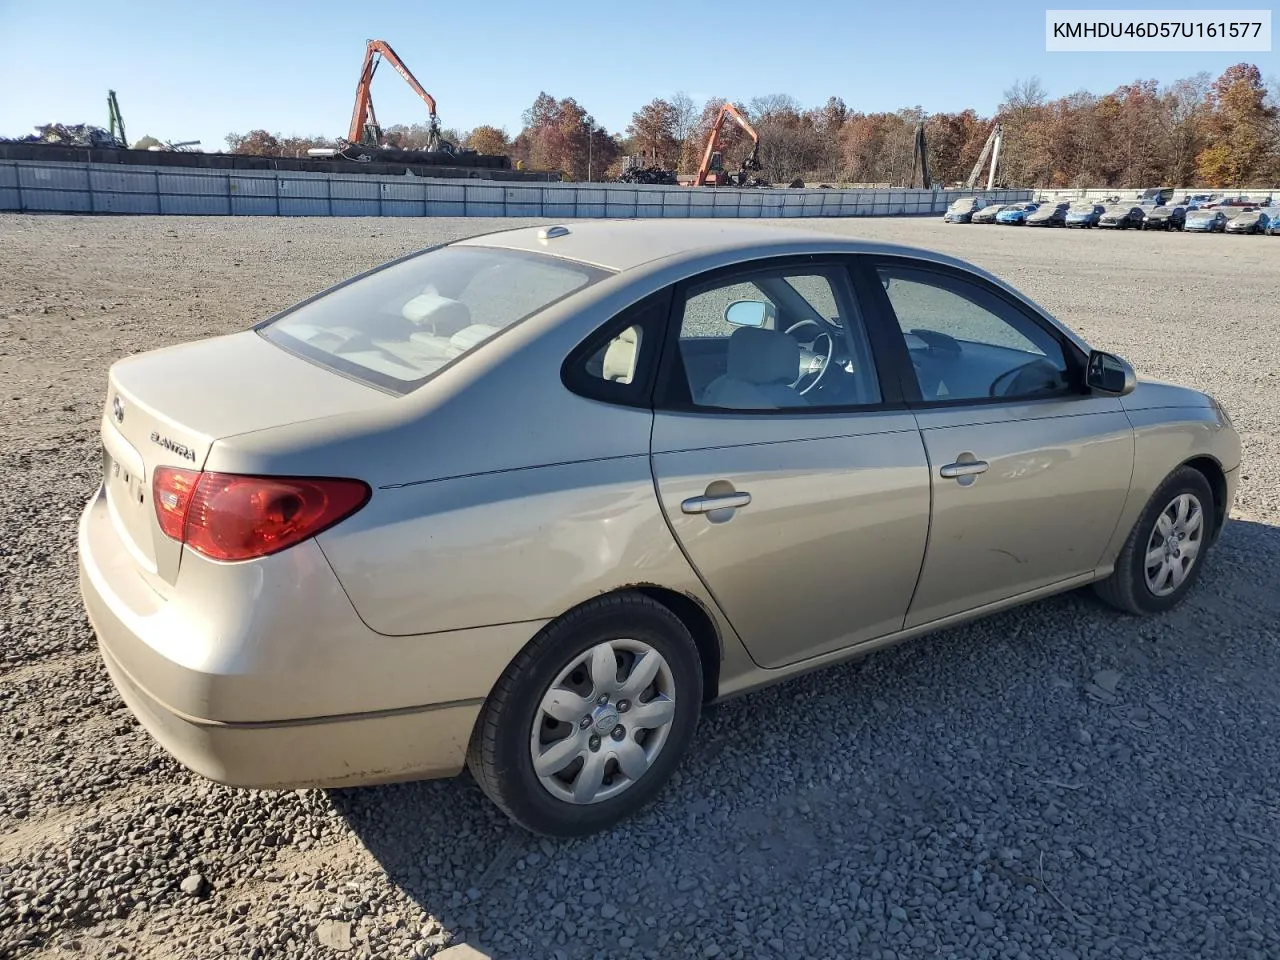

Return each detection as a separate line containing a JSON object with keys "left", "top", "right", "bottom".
{"left": 808, "top": 97, "right": 848, "bottom": 182}
{"left": 925, "top": 109, "right": 984, "bottom": 185}
{"left": 670, "top": 91, "right": 698, "bottom": 146}
{"left": 278, "top": 134, "right": 337, "bottom": 157}
{"left": 1196, "top": 63, "right": 1275, "bottom": 185}
{"left": 512, "top": 93, "right": 620, "bottom": 180}
{"left": 463, "top": 125, "right": 511, "bottom": 156}
{"left": 997, "top": 77, "right": 1050, "bottom": 186}
{"left": 1158, "top": 73, "right": 1212, "bottom": 186}
{"left": 746, "top": 94, "right": 824, "bottom": 183}
{"left": 225, "top": 130, "right": 281, "bottom": 156}
{"left": 627, "top": 99, "right": 681, "bottom": 168}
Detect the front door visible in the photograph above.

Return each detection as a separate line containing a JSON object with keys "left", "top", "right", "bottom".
{"left": 649, "top": 258, "right": 931, "bottom": 669}
{"left": 863, "top": 258, "right": 1134, "bottom": 628}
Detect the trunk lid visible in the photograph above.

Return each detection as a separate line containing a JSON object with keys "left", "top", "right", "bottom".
{"left": 99, "top": 331, "right": 392, "bottom": 591}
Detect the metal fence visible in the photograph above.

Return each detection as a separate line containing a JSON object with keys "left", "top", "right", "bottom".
{"left": 0, "top": 159, "right": 1031, "bottom": 219}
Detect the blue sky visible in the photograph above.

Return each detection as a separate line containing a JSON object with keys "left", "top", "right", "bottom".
{"left": 0, "top": 0, "right": 1273, "bottom": 150}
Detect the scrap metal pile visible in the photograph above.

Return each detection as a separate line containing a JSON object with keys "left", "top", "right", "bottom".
{"left": 3, "top": 123, "right": 125, "bottom": 149}
{"left": 614, "top": 157, "right": 678, "bottom": 185}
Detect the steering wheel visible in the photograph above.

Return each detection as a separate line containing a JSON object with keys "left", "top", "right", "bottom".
{"left": 784, "top": 318, "right": 835, "bottom": 395}
{"left": 989, "top": 358, "right": 1063, "bottom": 398}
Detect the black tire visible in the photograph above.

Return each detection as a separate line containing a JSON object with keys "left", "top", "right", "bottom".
{"left": 1094, "top": 465, "right": 1215, "bottom": 615}
{"left": 467, "top": 592, "right": 703, "bottom": 837}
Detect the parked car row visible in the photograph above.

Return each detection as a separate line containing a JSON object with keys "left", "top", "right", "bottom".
{"left": 944, "top": 197, "right": 1280, "bottom": 235}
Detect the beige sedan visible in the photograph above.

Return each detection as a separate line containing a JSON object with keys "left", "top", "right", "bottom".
{"left": 79, "top": 221, "right": 1241, "bottom": 836}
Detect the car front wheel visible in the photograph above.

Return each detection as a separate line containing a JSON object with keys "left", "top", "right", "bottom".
{"left": 1094, "top": 466, "right": 1215, "bottom": 615}
{"left": 467, "top": 592, "right": 702, "bottom": 836}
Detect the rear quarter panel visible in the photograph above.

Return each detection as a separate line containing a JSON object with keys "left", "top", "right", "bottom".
{"left": 315, "top": 452, "right": 720, "bottom": 639}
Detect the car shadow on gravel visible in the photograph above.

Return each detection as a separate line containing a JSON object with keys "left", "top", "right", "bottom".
{"left": 329, "top": 518, "right": 1280, "bottom": 959}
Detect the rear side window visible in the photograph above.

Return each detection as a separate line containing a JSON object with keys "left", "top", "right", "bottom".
{"left": 260, "top": 246, "right": 610, "bottom": 394}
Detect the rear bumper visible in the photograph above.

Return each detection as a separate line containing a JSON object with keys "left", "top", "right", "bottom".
{"left": 97, "top": 636, "right": 481, "bottom": 788}
{"left": 78, "top": 487, "right": 539, "bottom": 788}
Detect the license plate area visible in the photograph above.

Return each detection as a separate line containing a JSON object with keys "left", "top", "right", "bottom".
{"left": 103, "top": 444, "right": 145, "bottom": 508}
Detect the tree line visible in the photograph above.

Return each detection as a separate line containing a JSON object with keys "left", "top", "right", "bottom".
{"left": 226, "top": 63, "right": 1279, "bottom": 188}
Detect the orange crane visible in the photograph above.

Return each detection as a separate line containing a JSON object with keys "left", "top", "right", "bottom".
{"left": 346, "top": 39, "right": 447, "bottom": 152}
{"left": 692, "top": 103, "right": 762, "bottom": 187}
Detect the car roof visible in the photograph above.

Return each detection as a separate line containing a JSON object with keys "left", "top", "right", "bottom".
{"left": 451, "top": 219, "right": 972, "bottom": 273}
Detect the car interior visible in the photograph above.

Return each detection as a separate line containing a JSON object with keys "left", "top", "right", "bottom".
{"left": 663, "top": 269, "right": 1074, "bottom": 410}
{"left": 262, "top": 247, "right": 601, "bottom": 389}
{"left": 675, "top": 273, "right": 881, "bottom": 410}
{"left": 880, "top": 269, "right": 1073, "bottom": 402}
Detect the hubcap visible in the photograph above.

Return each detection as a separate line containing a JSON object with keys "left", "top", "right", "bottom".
{"left": 530, "top": 639, "right": 677, "bottom": 805}
{"left": 1143, "top": 493, "right": 1204, "bottom": 597}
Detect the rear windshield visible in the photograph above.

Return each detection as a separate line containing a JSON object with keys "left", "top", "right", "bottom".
{"left": 949, "top": 199, "right": 976, "bottom": 211}
{"left": 259, "top": 245, "right": 609, "bottom": 394}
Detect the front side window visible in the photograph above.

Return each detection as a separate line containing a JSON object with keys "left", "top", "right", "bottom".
{"left": 260, "top": 246, "right": 609, "bottom": 394}
{"left": 875, "top": 265, "right": 1073, "bottom": 403}
{"left": 673, "top": 266, "right": 881, "bottom": 411}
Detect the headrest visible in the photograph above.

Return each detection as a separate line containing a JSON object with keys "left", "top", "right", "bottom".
{"left": 401, "top": 290, "right": 472, "bottom": 336}
{"left": 726, "top": 327, "right": 799, "bottom": 386}
{"left": 602, "top": 326, "right": 640, "bottom": 383}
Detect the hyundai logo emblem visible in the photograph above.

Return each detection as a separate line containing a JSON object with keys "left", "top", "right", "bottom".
{"left": 112, "top": 395, "right": 125, "bottom": 423}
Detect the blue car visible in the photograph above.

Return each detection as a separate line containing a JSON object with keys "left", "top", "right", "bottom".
{"left": 1065, "top": 203, "right": 1104, "bottom": 228}
{"left": 1184, "top": 209, "right": 1228, "bottom": 232}
{"left": 995, "top": 202, "right": 1040, "bottom": 225}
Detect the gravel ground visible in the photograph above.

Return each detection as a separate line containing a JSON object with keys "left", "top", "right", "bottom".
{"left": 2, "top": 213, "right": 1278, "bottom": 960}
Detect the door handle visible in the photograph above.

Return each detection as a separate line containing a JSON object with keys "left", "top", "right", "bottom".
{"left": 939, "top": 459, "right": 989, "bottom": 479}
{"left": 681, "top": 491, "right": 752, "bottom": 514}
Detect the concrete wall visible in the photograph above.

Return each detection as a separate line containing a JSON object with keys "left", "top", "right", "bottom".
{"left": 0, "top": 159, "right": 1033, "bottom": 219}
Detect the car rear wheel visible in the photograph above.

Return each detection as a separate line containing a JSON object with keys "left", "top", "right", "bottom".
{"left": 467, "top": 592, "right": 702, "bottom": 837}
{"left": 1094, "top": 466, "right": 1215, "bottom": 615}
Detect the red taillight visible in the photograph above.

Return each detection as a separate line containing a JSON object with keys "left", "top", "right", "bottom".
{"left": 152, "top": 468, "right": 370, "bottom": 562}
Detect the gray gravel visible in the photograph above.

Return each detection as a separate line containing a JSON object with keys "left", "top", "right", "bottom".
{"left": 2, "top": 213, "right": 1279, "bottom": 960}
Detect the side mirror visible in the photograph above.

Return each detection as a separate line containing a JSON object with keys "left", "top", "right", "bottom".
{"left": 724, "top": 300, "right": 771, "bottom": 328}
{"left": 1086, "top": 350, "right": 1136, "bottom": 396}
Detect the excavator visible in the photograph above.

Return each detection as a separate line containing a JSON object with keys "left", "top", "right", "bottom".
{"left": 691, "top": 103, "right": 764, "bottom": 187}
{"left": 344, "top": 39, "right": 452, "bottom": 155}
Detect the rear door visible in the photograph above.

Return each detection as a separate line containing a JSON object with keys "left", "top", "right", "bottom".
{"left": 650, "top": 257, "right": 930, "bottom": 669}
{"left": 856, "top": 256, "right": 1134, "bottom": 628}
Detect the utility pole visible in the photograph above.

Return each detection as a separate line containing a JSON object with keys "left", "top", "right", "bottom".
{"left": 586, "top": 114, "right": 594, "bottom": 182}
